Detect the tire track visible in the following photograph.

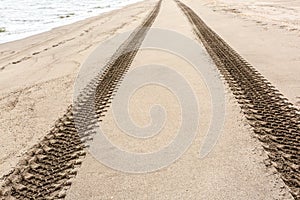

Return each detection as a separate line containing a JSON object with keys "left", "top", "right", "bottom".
{"left": 0, "top": 1, "right": 161, "bottom": 199}
{"left": 175, "top": 1, "right": 299, "bottom": 199}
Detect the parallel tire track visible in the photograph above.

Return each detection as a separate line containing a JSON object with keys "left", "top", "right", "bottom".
{"left": 0, "top": 1, "right": 161, "bottom": 199}
{"left": 175, "top": 1, "right": 300, "bottom": 199}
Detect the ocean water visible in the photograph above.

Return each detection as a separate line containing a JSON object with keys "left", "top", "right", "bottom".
{"left": 0, "top": 0, "right": 142, "bottom": 44}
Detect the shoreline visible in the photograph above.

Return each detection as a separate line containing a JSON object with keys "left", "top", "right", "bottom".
{"left": 0, "top": 0, "right": 144, "bottom": 45}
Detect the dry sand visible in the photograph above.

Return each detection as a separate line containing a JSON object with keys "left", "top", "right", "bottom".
{"left": 0, "top": 0, "right": 299, "bottom": 199}
{"left": 0, "top": 0, "right": 155, "bottom": 181}
{"left": 185, "top": 0, "right": 300, "bottom": 108}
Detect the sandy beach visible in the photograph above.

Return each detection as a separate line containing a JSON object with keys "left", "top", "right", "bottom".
{"left": 0, "top": 0, "right": 299, "bottom": 199}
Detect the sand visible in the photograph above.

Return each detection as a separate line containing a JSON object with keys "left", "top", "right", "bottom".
{"left": 0, "top": 0, "right": 299, "bottom": 199}
{"left": 184, "top": 0, "right": 300, "bottom": 108}
{"left": 0, "top": 0, "right": 155, "bottom": 181}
